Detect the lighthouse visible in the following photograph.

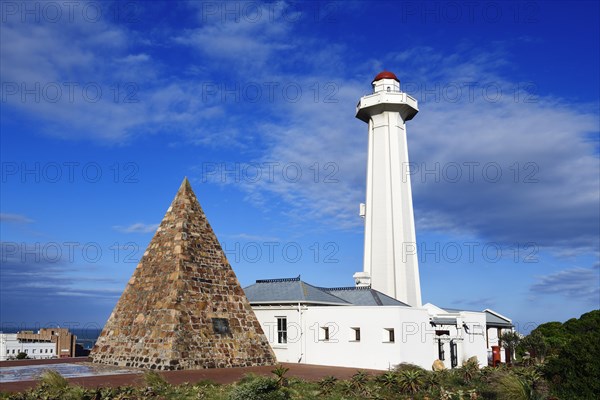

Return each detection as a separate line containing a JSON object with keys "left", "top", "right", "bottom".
{"left": 353, "top": 71, "right": 422, "bottom": 307}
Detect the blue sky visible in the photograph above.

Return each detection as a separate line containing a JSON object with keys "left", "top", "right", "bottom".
{"left": 1, "top": 1, "right": 598, "bottom": 334}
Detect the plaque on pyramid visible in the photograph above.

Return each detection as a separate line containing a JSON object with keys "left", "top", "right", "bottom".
{"left": 91, "top": 178, "right": 276, "bottom": 370}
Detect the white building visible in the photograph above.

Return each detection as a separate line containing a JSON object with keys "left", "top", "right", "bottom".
{"left": 245, "top": 277, "right": 493, "bottom": 370}
{"left": 0, "top": 333, "right": 56, "bottom": 361}
{"left": 244, "top": 72, "right": 513, "bottom": 371}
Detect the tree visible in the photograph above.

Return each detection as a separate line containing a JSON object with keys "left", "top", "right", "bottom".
{"left": 541, "top": 310, "right": 600, "bottom": 399}
{"left": 16, "top": 352, "right": 28, "bottom": 359}
{"left": 518, "top": 330, "right": 549, "bottom": 363}
{"left": 500, "top": 331, "right": 521, "bottom": 364}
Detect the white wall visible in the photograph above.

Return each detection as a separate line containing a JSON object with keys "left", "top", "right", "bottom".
{"left": 254, "top": 305, "right": 439, "bottom": 370}
{"left": 252, "top": 305, "right": 490, "bottom": 371}
{"left": 0, "top": 334, "right": 56, "bottom": 361}
{"left": 458, "top": 312, "right": 488, "bottom": 367}
{"left": 486, "top": 327, "right": 512, "bottom": 363}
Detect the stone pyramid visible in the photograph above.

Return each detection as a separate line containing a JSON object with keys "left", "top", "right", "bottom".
{"left": 91, "top": 178, "right": 276, "bottom": 370}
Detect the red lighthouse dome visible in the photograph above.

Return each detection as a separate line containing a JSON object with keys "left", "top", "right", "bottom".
{"left": 373, "top": 71, "right": 399, "bottom": 82}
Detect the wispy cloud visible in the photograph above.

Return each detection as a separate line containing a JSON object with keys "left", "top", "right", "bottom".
{"left": 530, "top": 266, "right": 600, "bottom": 305}
{"left": 2, "top": 1, "right": 597, "bottom": 257}
{"left": 113, "top": 223, "right": 159, "bottom": 234}
{"left": 0, "top": 213, "right": 33, "bottom": 224}
{"left": 451, "top": 297, "right": 497, "bottom": 310}
{"left": 220, "top": 233, "right": 280, "bottom": 242}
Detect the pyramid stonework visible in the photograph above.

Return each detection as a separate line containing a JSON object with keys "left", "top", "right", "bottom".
{"left": 91, "top": 178, "right": 276, "bottom": 370}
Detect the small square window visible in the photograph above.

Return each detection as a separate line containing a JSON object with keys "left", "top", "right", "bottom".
{"left": 321, "top": 326, "right": 330, "bottom": 341}
{"left": 212, "top": 318, "right": 231, "bottom": 335}
{"left": 351, "top": 327, "right": 361, "bottom": 341}
{"left": 384, "top": 328, "right": 395, "bottom": 343}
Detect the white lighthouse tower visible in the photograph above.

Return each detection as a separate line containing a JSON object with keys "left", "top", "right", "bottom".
{"left": 353, "top": 71, "right": 422, "bottom": 307}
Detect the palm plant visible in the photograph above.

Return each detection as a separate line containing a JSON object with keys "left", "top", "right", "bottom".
{"left": 318, "top": 375, "right": 338, "bottom": 395}
{"left": 460, "top": 358, "right": 480, "bottom": 383}
{"left": 375, "top": 371, "right": 397, "bottom": 389}
{"left": 500, "top": 331, "right": 521, "bottom": 364}
{"left": 339, "top": 380, "right": 355, "bottom": 397}
{"left": 271, "top": 364, "right": 290, "bottom": 387}
{"left": 397, "top": 369, "right": 425, "bottom": 394}
{"left": 350, "top": 370, "right": 370, "bottom": 394}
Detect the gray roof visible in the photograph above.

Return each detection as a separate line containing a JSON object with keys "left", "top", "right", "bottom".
{"left": 431, "top": 317, "right": 459, "bottom": 326}
{"left": 438, "top": 308, "right": 513, "bottom": 328}
{"left": 244, "top": 277, "right": 410, "bottom": 307}
{"left": 244, "top": 277, "right": 350, "bottom": 305}
{"left": 485, "top": 310, "right": 513, "bottom": 328}
{"left": 321, "top": 287, "right": 409, "bottom": 306}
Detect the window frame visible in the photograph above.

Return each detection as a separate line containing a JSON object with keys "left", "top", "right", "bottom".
{"left": 276, "top": 316, "right": 287, "bottom": 344}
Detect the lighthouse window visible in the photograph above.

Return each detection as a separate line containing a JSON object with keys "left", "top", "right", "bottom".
{"left": 387, "top": 86, "right": 391, "bottom": 92}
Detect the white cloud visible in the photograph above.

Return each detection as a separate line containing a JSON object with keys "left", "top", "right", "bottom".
{"left": 0, "top": 213, "right": 33, "bottom": 224}
{"left": 531, "top": 267, "right": 600, "bottom": 305}
{"left": 113, "top": 223, "right": 159, "bottom": 234}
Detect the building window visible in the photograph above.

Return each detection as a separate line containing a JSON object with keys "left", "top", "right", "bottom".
{"left": 33, "top": 349, "right": 36, "bottom": 353}
{"left": 450, "top": 340, "right": 458, "bottom": 368}
{"left": 50, "top": 349, "right": 53, "bottom": 353}
{"left": 384, "top": 328, "right": 395, "bottom": 343}
{"left": 321, "top": 326, "right": 330, "bottom": 341}
{"left": 438, "top": 340, "right": 445, "bottom": 361}
{"left": 277, "top": 317, "right": 287, "bottom": 344}
{"left": 211, "top": 318, "right": 231, "bottom": 335}
{"left": 351, "top": 327, "right": 361, "bottom": 341}
{"left": 5, "top": 350, "right": 8, "bottom": 354}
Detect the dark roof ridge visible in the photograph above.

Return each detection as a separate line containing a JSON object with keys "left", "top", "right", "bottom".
{"left": 319, "top": 286, "right": 372, "bottom": 291}
{"left": 256, "top": 276, "right": 301, "bottom": 283}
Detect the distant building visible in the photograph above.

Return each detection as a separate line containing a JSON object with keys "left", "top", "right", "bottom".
{"left": 0, "top": 328, "right": 76, "bottom": 361}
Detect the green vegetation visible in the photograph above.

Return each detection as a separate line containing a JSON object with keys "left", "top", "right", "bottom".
{"left": 0, "top": 365, "right": 552, "bottom": 400}
{"left": 1, "top": 311, "right": 597, "bottom": 400}
{"left": 531, "top": 310, "right": 600, "bottom": 400}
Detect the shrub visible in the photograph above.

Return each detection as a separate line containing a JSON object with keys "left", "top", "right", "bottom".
{"left": 350, "top": 370, "right": 369, "bottom": 392}
{"left": 375, "top": 371, "right": 397, "bottom": 388}
{"left": 228, "top": 376, "right": 290, "bottom": 400}
{"left": 397, "top": 369, "right": 425, "bottom": 394}
{"left": 317, "top": 375, "right": 337, "bottom": 395}
{"left": 143, "top": 370, "right": 170, "bottom": 395}
{"left": 271, "top": 364, "right": 290, "bottom": 387}
{"left": 394, "top": 362, "right": 425, "bottom": 372}
{"left": 39, "top": 370, "right": 69, "bottom": 391}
